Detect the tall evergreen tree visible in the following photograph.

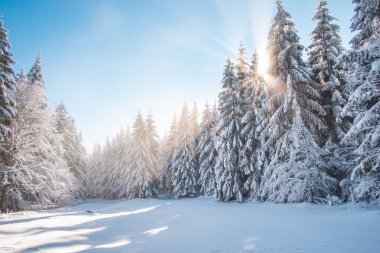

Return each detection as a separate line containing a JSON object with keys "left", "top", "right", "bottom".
{"left": 55, "top": 103, "right": 87, "bottom": 199}
{"left": 190, "top": 103, "right": 200, "bottom": 187}
{"left": 308, "top": 0, "right": 347, "bottom": 142}
{"left": 259, "top": 0, "right": 338, "bottom": 203}
{"left": 96, "top": 138, "right": 113, "bottom": 198}
{"left": 308, "top": 0, "right": 352, "bottom": 191}
{"left": 198, "top": 103, "right": 218, "bottom": 196}
{"left": 0, "top": 70, "right": 28, "bottom": 211}
{"left": 0, "top": 17, "right": 16, "bottom": 141}
{"left": 162, "top": 114, "right": 179, "bottom": 193}
{"left": 105, "top": 127, "right": 127, "bottom": 198}
{"left": 340, "top": 0, "right": 380, "bottom": 204}
{"left": 113, "top": 126, "right": 132, "bottom": 198}
{"left": 215, "top": 59, "right": 245, "bottom": 202}
{"left": 236, "top": 42, "right": 253, "bottom": 200}
{"left": 241, "top": 52, "right": 265, "bottom": 200}
{"left": 252, "top": 56, "right": 271, "bottom": 193}
{"left": 9, "top": 57, "right": 75, "bottom": 210}
{"left": 145, "top": 112, "right": 160, "bottom": 182}
{"left": 128, "top": 112, "right": 158, "bottom": 198}
{"left": 86, "top": 143, "right": 102, "bottom": 198}
{"left": 172, "top": 103, "right": 199, "bottom": 198}
{"left": 0, "top": 17, "right": 17, "bottom": 212}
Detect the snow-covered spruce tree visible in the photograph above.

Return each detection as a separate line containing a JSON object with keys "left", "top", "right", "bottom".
{"left": 87, "top": 127, "right": 132, "bottom": 199}
{"left": 236, "top": 42, "right": 254, "bottom": 200}
{"left": 162, "top": 114, "right": 179, "bottom": 193}
{"left": 198, "top": 103, "right": 219, "bottom": 196}
{"left": 10, "top": 57, "right": 75, "bottom": 210}
{"left": 215, "top": 58, "right": 245, "bottom": 202}
{"left": 171, "top": 103, "right": 199, "bottom": 198}
{"left": 350, "top": 0, "right": 380, "bottom": 50}
{"left": 55, "top": 103, "right": 87, "bottom": 199}
{"left": 128, "top": 112, "right": 159, "bottom": 199}
{"left": 259, "top": 0, "right": 339, "bottom": 203}
{"left": 0, "top": 17, "right": 17, "bottom": 212}
{"left": 104, "top": 128, "right": 126, "bottom": 198}
{"left": 94, "top": 137, "right": 112, "bottom": 198}
{"left": 236, "top": 43, "right": 252, "bottom": 141}
{"left": 0, "top": 70, "right": 27, "bottom": 211}
{"left": 252, "top": 81, "right": 269, "bottom": 201}
{"left": 191, "top": 103, "right": 201, "bottom": 197}
{"left": 307, "top": 0, "right": 352, "bottom": 191}
{"left": 264, "top": 107, "right": 339, "bottom": 203}
{"left": 87, "top": 140, "right": 106, "bottom": 198}
{"left": 241, "top": 51, "right": 266, "bottom": 200}
{"left": 190, "top": 103, "right": 200, "bottom": 184}
{"left": 86, "top": 142, "right": 103, "bottom": 198}
{"left": 106, "top": 130, "right": 133, "bottom": 199}
{"left": 157, "top": 132, "right": 168, "bottom": 193}
{"left": 259, "top": 0, "right": 295, "bottom": 168}
{"left": 113, "top": 126, "right": 132, "bottom": 198}
{"left": 340, "top": 0, "right": 380, "bottom": 204}
{"left": 145, "top": 112, "right": 160, "bottom": 184}
{"left": 252, "top": 57, "right": 271, "bottom": 196}
{"left": 308, "top": 0, "right": 347, "bottom": 142}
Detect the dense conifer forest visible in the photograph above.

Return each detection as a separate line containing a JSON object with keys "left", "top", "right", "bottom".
{"left": 0, "top": 0, "right": 379, "bottom": 212}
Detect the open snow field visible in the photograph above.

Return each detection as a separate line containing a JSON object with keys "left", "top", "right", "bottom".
{"left": 0, "top": 197, "right": 379, "bottom": 253}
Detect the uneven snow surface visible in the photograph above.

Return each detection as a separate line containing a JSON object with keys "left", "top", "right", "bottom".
{"left": 0, "top": 197, "right": 379, "bottom": 253}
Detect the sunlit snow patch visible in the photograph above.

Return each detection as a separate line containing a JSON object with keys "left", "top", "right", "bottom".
{"left": 143, "top": 226, "right": 168, "bottom": 236}
{"left": 95, "top": 239, "right": 131, "bottom": 249}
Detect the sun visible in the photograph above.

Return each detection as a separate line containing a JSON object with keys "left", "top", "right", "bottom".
{"left": 257, "top": 52, "right": 270, "bottom": 76}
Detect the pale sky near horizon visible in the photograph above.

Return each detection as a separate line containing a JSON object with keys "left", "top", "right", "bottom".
{"left": 1, "top": 0, "right": 354, "bottom": 151}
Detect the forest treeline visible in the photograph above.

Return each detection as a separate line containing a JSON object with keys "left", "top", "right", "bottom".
{"left": 0, "top": 0, "right": 379, "bottom": 212}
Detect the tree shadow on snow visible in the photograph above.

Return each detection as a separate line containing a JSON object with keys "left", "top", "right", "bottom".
{"left": 7, "top": 203, "right": 171, "bottom": 253}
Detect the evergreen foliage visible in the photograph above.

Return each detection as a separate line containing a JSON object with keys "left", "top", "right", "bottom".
{"left": 2, "top": 0, "right": 380, "bottom": 211}
{"left": 215, "top": 59, "right": 245, "bottom": 202}
{"left": 259, "top": 0, "right": 338, "bottom": 203}
{"left": 172, "top": 103, "right": 199, "bottom": 198}
{"left": 55, "top": 103, "right": 87, "bottom": 199}
{"left": 198, "top": 103, "right": 218, "bottom": 196}
{"left": 7, "top": 58, "right": 75, "bottom": 211}
{"left": 341, "top": 0, "right": 380, "bottom": 204}
{"left": 0, "top": 17, "right": 16, "bottom": 212}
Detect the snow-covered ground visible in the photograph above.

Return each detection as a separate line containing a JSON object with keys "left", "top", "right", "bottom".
{"left": 0, "top": 197, "right": 379, "bottom": 253}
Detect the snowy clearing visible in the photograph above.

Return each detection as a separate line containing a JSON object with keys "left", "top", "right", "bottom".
{"left": 0, "top": 197, "right": 379, "bottom": 253}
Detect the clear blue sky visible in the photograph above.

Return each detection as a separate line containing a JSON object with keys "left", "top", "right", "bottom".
{"left": 1, "top": 0, "right": 354, "bottom": 150}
